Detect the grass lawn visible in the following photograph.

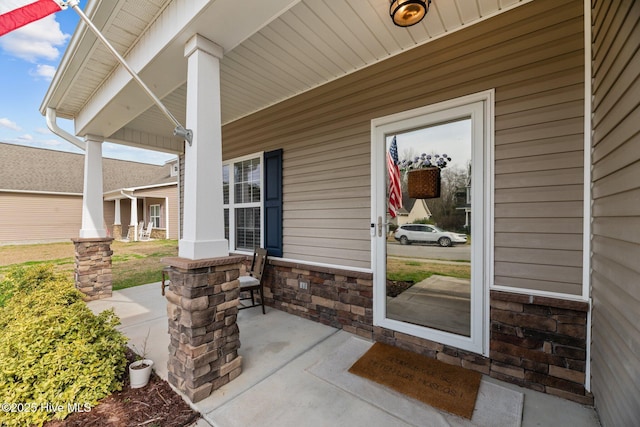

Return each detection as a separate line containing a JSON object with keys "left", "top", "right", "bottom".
{"left": 386, "top": 257, "right": 471, "bottom": 284}
{"left": 0, "top": 240, "right": 178, "bottom": 290}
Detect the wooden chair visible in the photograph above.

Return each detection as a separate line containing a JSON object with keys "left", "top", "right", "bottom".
{"left": 238, "top": 248, "right": 268, "bottom": 314}
{"left": 161, "top": 266, "right": 171, "bottom": 296}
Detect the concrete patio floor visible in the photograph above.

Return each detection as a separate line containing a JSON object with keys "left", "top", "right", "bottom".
{"left": 88, "top": 283, "right": 601, "bottom": 427}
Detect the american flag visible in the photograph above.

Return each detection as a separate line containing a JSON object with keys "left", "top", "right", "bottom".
{"left": 387, "top": 136, "right": 402, "bottom": 218}
{"left": 0, "top": 1, "right": 65, "bottom": 37}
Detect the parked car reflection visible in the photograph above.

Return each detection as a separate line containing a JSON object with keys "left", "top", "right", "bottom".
{"left": 394, "top": 224, "right": 467, "bottom": 247}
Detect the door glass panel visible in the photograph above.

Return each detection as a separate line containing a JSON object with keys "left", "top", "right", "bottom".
{"left": 386, "top": 119, "right": 472, "bottom": 336}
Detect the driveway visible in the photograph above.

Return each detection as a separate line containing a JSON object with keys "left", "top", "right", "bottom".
{"left": 387, "top": 240, "right": 471, "bottom": 261}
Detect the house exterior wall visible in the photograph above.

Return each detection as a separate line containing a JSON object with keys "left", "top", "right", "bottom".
{"left": 218, "top": 0, "right": 595, "bottom": 403}
{"left": 407, "top": 201, "right": 431, "bottom": 224}
{"left": 134, "top": 185, "right": 179, "bottom": 239}
{"left": 104, "top": 201, "right": 116, "bottom": 238}
{"left": 223, "top": 0, "right": 585, "bottom": 295}
{"left": 590, "top": 0, "right": 640, "bottom": 425}
{"left": 0, "top": 192, "right": 82, "bottom": 243}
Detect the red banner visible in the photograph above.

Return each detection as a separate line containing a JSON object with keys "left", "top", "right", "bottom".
{"left": 0, "top": 0, "right": 63, "bottom": 37}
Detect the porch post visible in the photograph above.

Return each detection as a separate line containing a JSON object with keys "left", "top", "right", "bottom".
{"left": 80, "top": 136, "right": 106, "bottom": 238}
{"left": 130, "top": 197, "right": 138, "bottom": 241}
{"left": 113, "top": 199, "right": 122, "bottom": 239}
{"left": 114, "top": 199, "right": 121, "bottom": 225}
{"left": 180, "top": 34, "right": 228, "bottom": 260}
{"left": 73, "top": 135, "right": 112, "bottom": 300}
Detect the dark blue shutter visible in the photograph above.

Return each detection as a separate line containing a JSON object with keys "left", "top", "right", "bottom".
{"left": 264, "top": 149, "right": 283, "bottom": 257}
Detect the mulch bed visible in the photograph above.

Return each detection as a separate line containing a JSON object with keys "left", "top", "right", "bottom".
{"left": 45, "top": 349, "right": 200, "bottom": 427}
{"left": 386, "top": 280, "right": 414, "bottom": 297}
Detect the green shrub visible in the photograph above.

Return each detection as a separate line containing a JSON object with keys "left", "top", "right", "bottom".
{"left": 0, "top": 264, "right": 58, "bottom": 307}
{"left": 0, "top": 266, "right": 127, "bottom": 427}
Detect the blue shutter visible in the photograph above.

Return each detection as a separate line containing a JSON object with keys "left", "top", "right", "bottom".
{"left": 264, "top": 149, "right": 283, "bottom": 257}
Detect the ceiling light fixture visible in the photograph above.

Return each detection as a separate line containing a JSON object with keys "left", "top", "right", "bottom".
{"left": 389, "top": 0, "right": 431, "bottom": 27}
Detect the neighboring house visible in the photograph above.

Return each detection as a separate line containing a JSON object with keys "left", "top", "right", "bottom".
{"left": 39, "top": 1, "right": 639, "bottom": 425}
{"left": 0, "top": 142, "right": 178, "bottom": 243}
{"left": 397, "top": 197, "right": 432, "bottom": 227}
{"left": 456, "top": 172, "right": 472, "bottom": 230}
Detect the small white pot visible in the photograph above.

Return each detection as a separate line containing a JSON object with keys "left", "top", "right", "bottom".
{"left": 129, "top": 359, "right": 154, "bottom": 388}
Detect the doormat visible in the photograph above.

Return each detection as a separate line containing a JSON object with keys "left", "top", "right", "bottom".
{"left": 348, "top": 342, "right": 482, "bottom": 419}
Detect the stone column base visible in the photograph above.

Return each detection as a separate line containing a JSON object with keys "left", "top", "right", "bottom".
{"left": 72, "top": 237, "right": 114, "bottom": 301}
{"left": 162, "top": 255, "right": 245, "bottom": 403}
{"left": 127, "top": 224, "right": 136, "bottom": 241}
{"left": 112, "top": 224, "right": 122, "bottom": 240}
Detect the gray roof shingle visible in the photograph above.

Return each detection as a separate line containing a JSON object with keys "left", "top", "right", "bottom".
{"left": 0, "top": 142, "right": 177, "bottom": 194}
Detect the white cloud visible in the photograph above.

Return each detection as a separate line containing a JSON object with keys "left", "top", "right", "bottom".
{"left": 0, "top": 14, "right": 69, "bottom": 62}
{"left": 103, "top": 142, "right": 177, "bottom": 165}
{"left": 42, "top": 138, "right": 62, "bottom": 146}
{"left": 30, "top": 64, "right": 57, "bottom": 80}
{"left": 0, "top": 118, "right": 21, "bottom": 131}
{"left": 35, "top": 127, "right": 53, "bottom": 135}
{"left": 17, "top": 134, "right": 33, "bottom": 141}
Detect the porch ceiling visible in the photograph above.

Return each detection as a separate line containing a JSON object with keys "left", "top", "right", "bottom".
{"left": 43, "top": 0, "right": 530, "bottom": 153}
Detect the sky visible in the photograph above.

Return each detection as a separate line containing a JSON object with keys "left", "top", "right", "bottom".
{"left": 0, "top": 0, "right": 176, "bottom": 165}
{"left": 387, "top": 119, "right": 472, "bottom": 172}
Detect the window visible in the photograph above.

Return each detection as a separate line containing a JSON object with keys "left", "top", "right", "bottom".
{"left": 222, "top": 149, "right": 283, "bottom": 256}
{"left": 150, "top": 204, "right": 161, "bottom": 228}
{"left": 223, "top": 155, "right": 262, "bottom": 252}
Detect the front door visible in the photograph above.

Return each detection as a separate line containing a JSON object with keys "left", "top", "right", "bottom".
{"left": 370, "top": 91, "right": 493, "bottom": 355}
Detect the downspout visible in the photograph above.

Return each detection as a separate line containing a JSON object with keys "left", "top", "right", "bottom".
{"left": 583, "top": 0, "right": 593, "bottom": 393}
{"left": 45, "top": 107, "right": 86, "bottom": 151}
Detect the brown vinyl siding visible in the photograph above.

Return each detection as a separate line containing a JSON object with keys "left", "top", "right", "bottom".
{"left": 135, "top": 186, "right": 179, "bottom": 239}
{"left": 0, "top": 192, "right": 82, "bottom": 243}
{"left": 222, "top": 0, "right": 585, "bottom": 287}
{"left": 591, "top": 0, "right": 640, "bottom": 425}
{"left": 104, "top": 201, "right": 115, "bottom": 237}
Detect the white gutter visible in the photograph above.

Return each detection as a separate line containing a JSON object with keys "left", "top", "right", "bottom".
{"left": 46, "top": 107, "right": 86, "bottom": 151}
{"left": 583, "top": 0, "right": 593, "bottom": 393}
{"left": 119, "top": 189, "right": 135, "bottom": 201}
{"left": 0, "top": 189, "right": 82, "bottom": 196}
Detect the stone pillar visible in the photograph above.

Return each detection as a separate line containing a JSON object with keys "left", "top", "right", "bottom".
{"left": 163, "top": 255, "right": 244, "bottom": 403}
{"left": 112, "top": 224, "right": 122, "bottom": 240}
{"left": 72, "top": 237, "right": 114, "bottom": 300}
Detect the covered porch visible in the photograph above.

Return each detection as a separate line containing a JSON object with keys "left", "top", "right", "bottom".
{"left": 104, "top": 187, "right": 175, "bottom": 241}
{"left": 89, "top": 282, "right": 600, "bottom": 427}
{"left": 41, "top": 0, "right": 639, "bottom": 424}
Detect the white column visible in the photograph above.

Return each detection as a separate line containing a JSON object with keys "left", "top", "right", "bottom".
{"left": 79, "top": 136, "right": 106, "bottom": 238}
{"left": 131, "top": 197, "right": 138, "bottom": 241}
{"left": 165, "top": 196, "right": 170, "bottom": 239}
{"left": 180, "top": 34, "right": 228, "bottom": 260}
{"left": 114, "top": 199, "right": 121, "bottom": 225}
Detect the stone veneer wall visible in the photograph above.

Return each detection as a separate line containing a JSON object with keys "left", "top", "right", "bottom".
{"left": 258, "top": 258, "right": 592, "bottom": 404}
{"left": 111, "top": 224, "right": 122, "bottom": 240}
{"left": 489, "top": 291, "right": 592, "bottom": 404}
{"left": 163, "top": 256, "right": 245, "bottom": 403}
{"left": 71, "top": 237, "right": 114, "bottom": 301}
{"left": 260, "top": 258, "right": 374, "bottom": 337}
{"left": 150, "top": 228, "right": 166, "bottom": 239}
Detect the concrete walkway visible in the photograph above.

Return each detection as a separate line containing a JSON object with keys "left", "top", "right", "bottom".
{"left": 88, "top": 283, "right": 601, "bottom": 427}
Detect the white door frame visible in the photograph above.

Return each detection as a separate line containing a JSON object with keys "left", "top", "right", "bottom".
{"left": 370, "top": 90, "right": 494, "bottom": 356}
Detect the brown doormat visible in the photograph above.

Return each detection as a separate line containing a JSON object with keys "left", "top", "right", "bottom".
{"left": 348, "top": 342, "right": 482, "bottom": 419}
